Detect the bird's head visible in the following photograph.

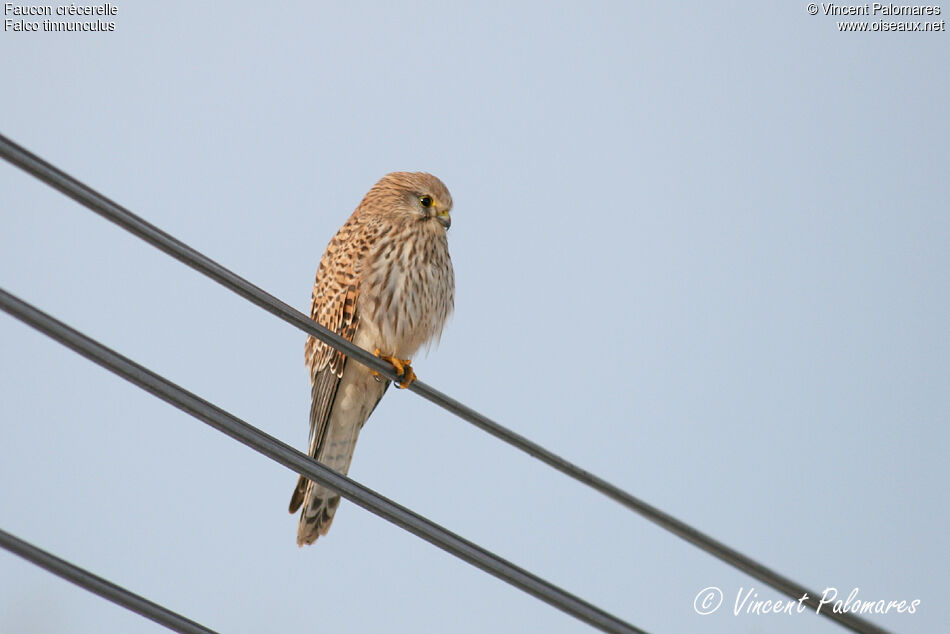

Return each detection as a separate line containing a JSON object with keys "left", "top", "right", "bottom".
{"left": 361, "top": 172, "right": 452, "bottom": 230}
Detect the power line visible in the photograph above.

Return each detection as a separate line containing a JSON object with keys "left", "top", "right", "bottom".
{"left": 0, "top": 133, "right": 890, "bottom": 634}
{"left": 0, "top": 528, "right": 217, "bottom": 634}
{"left": 0, "top": 288, "right": 646, "bottom": 634}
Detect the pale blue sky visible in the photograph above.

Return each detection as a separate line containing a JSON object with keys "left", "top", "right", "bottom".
{"left": 1, "top": 3, "right": 947, "bottom": 633}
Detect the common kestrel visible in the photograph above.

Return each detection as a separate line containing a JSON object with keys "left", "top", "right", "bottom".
{"left": 289, "top": 172, "right": 454, "bottom": 545}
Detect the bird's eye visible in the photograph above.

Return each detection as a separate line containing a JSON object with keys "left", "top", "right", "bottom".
{"left": 419, "top": 195, "right": 433, "bottom": 208}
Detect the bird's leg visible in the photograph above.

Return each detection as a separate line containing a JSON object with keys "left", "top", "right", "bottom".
{"left": 372, "top": 348, "right": 417, "bottom": 388}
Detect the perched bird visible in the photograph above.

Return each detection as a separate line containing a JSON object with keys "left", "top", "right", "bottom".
{"left": 289, "top": 172, "right": 455, "bottom": 545}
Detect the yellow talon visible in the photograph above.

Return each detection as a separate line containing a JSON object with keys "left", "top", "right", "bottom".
{"left": 373, "top": 348, "right": 417, "bottom": 388}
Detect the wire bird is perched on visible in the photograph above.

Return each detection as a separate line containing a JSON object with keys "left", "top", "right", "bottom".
{"left": 289, "top": 172, "right": 455, "bottom": 545}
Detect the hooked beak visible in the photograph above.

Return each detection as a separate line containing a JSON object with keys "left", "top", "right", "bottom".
{"left": 436, "top": 210, "right": 451, "bottom": 229}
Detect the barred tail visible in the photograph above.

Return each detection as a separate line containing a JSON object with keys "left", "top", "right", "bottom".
{"left": 291, "top": 477, "right": 344, "bottom": 546}
{"left": 289, "top": 411, "right": 363, "bottom": 546}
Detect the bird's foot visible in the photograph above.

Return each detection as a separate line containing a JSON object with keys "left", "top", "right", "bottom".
{"left": 372, "top": 349, "right": 417, "bottom": 388}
